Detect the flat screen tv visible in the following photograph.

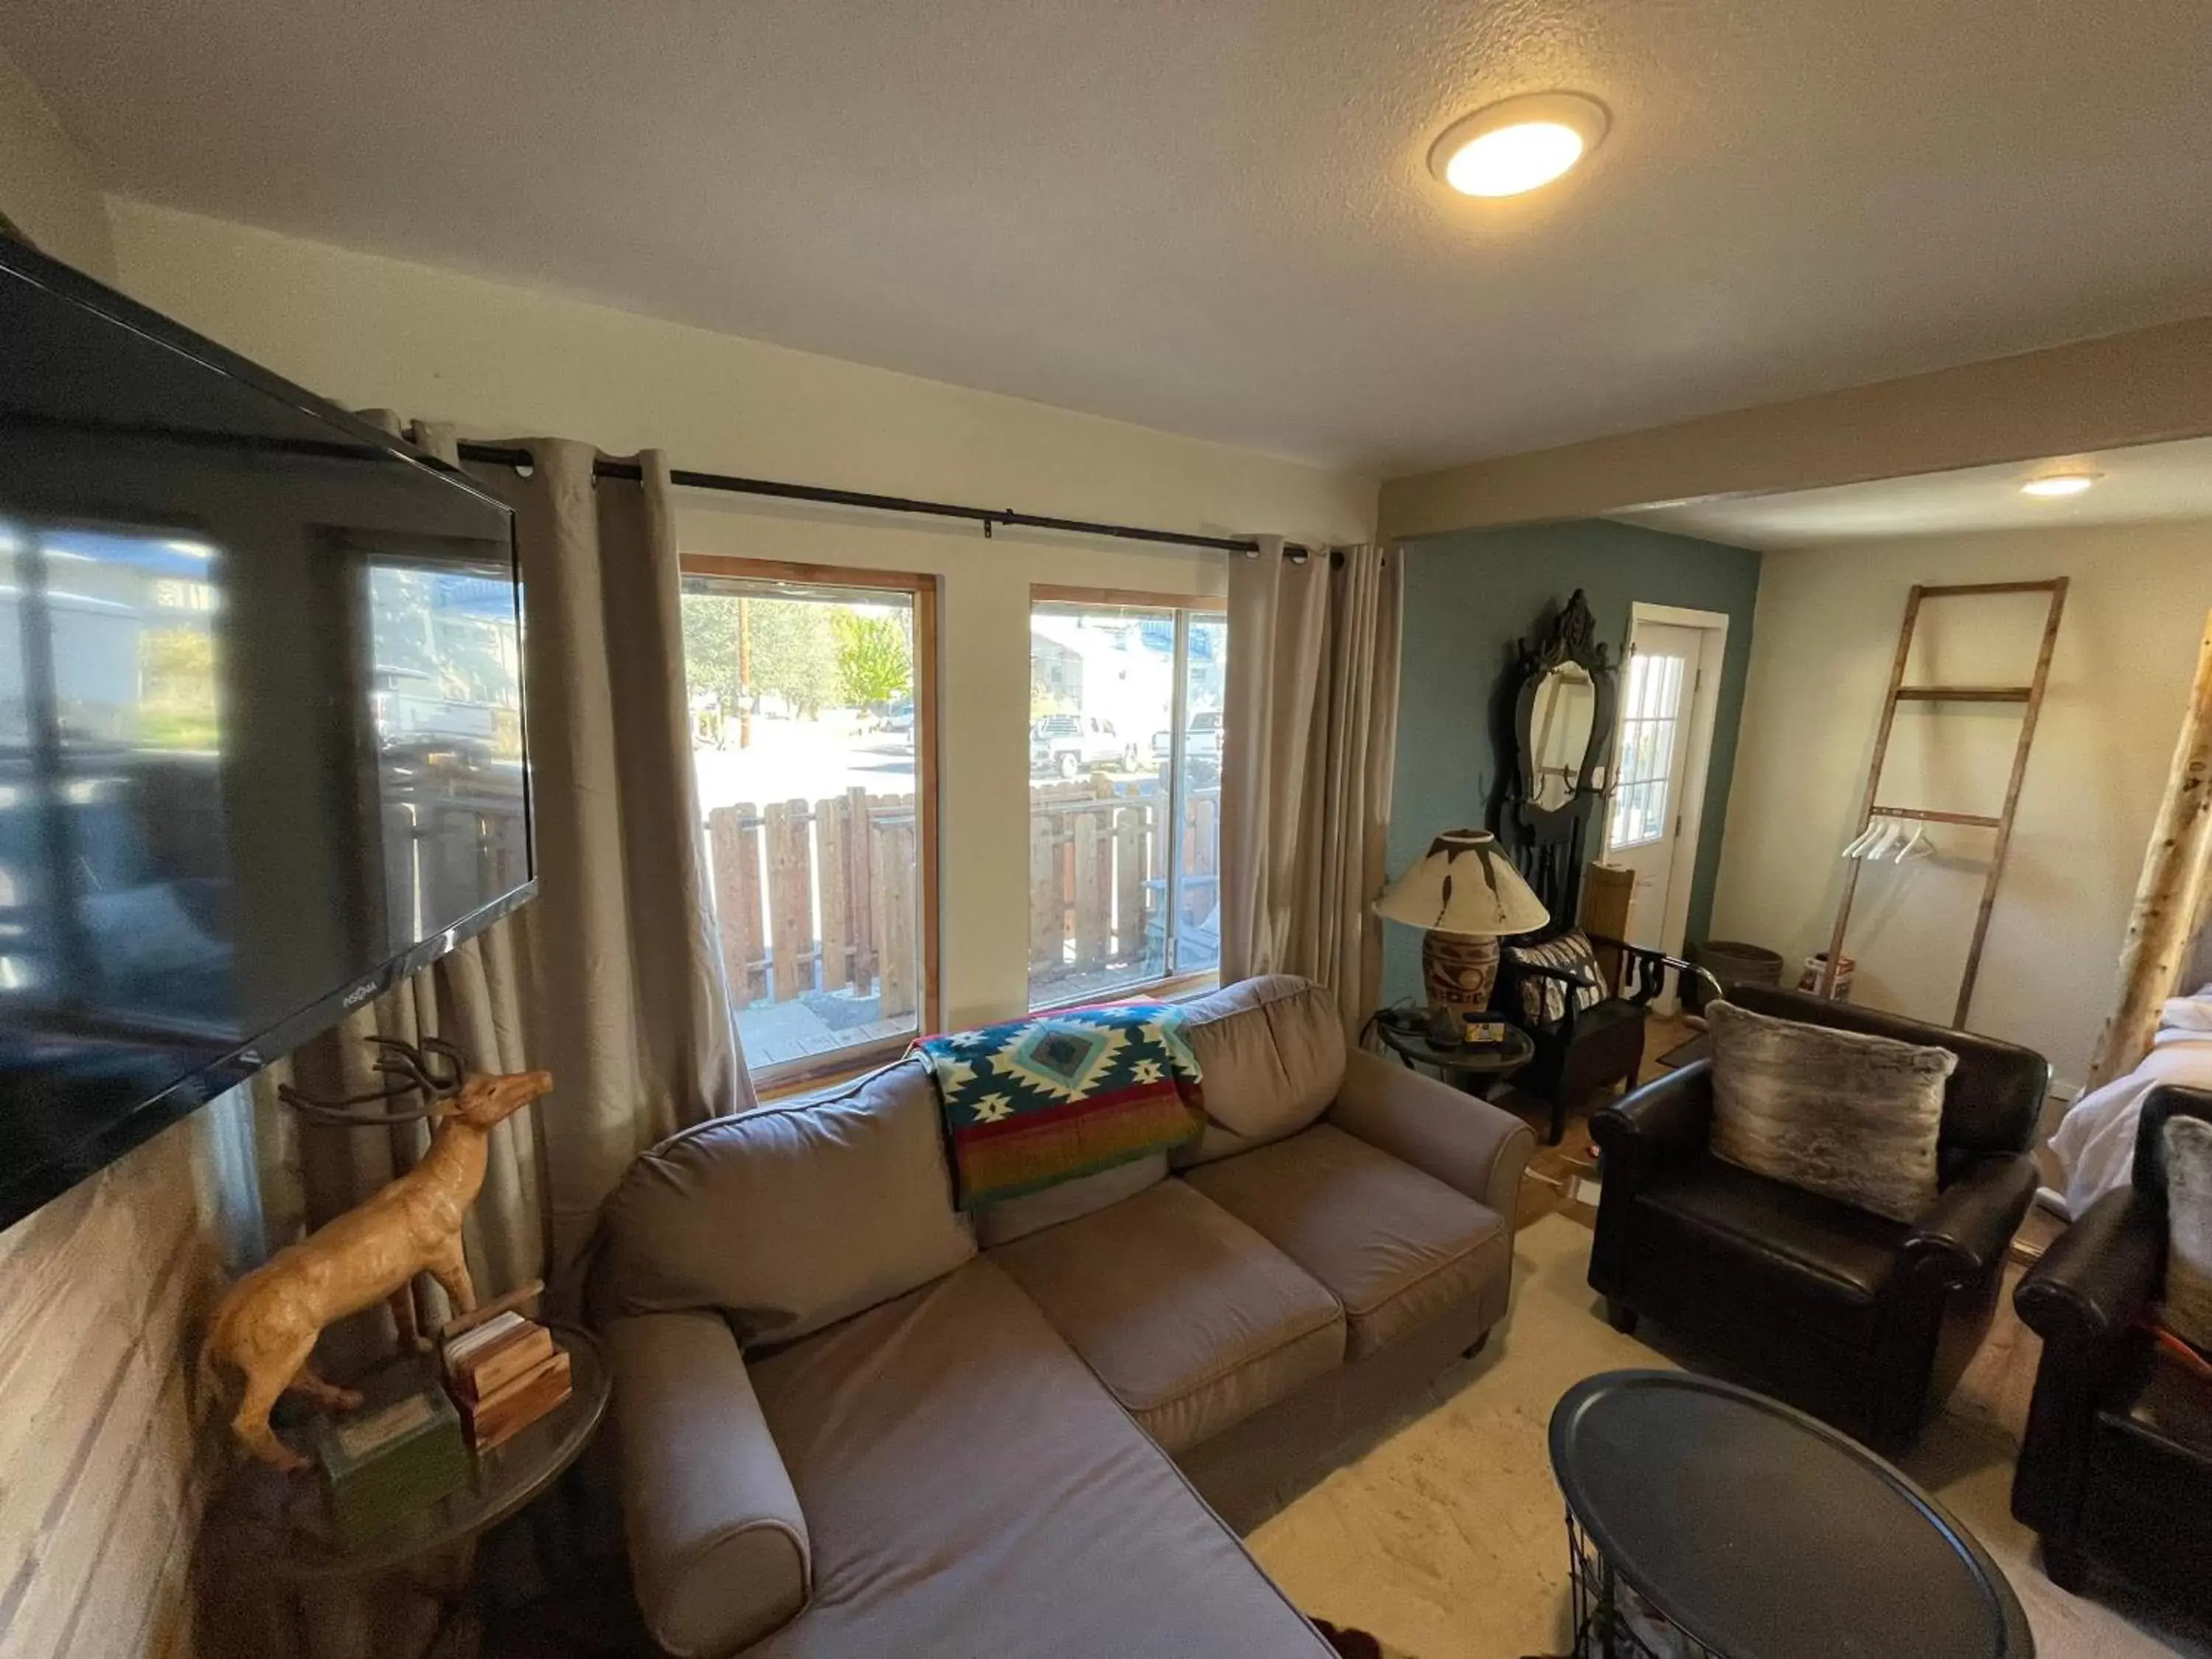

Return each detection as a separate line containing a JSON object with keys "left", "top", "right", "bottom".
{"left": 0, "top": 234, "right": 532, "bottom": 1229}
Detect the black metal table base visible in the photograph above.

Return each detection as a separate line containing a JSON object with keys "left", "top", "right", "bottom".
{"left": 1566, "top": 1509, "right": 1714, "bottom": 1659}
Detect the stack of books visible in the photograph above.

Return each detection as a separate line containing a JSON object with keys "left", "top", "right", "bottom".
{"left": 442, "top": 1310, "right": 573, "bottom": 1452}
{"left": 311, "top": 1383, "right": 473, "bottom": 1550}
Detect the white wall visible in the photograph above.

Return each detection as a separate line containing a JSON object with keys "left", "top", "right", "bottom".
{"left": 1710, "top": 518, "right": 2212, "bottom": 1088}
{"left": 0, "top": 45, "right": 113, "bottom": 279}
{"left": 102, "top": 199, "right": 1373, "bottom": 1032}
{"left": 105, "top": 201, "right": 1374, "bottom": 548}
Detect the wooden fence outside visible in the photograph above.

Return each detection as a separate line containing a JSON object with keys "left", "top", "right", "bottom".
{"left": 700, "top": 776, "right": 1220, "bottom": 1018}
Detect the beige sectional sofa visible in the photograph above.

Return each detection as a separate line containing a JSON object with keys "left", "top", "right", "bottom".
{"left": 596, "top": 975, "right": 1537, "bottom": 1658}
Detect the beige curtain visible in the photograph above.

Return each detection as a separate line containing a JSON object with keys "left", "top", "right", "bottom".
{"left": 259, "top": 425, "right": 751, "bottom": 1357}
{"left": 1220, "top": 538, "right": 1402, "bottom": 1037}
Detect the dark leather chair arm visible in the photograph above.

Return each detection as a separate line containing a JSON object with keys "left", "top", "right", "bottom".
{"left": 2011, "top": 1188, "right": 2164, "bottom": 1540}
{"left": 1582, "top": 934, "right": 1725, "bottom": 1008}
{"left": 1587, "top": 1061, "right": 1714, "bottom": 1301}
{"left": 1899, "top": 1152, "right": 2038, "bottom": 1289}
{"left": 1589, "top": 1059, "right": 1714, "bottom": 1179}
{"left": 2014, "top": 1187, "right": 2163, "bottom": 1347}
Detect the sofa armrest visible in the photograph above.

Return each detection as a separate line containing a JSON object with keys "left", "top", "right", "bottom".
{"left": 608, "top": 1311, "right": 811, "bottom": 1658}
{"left": 1899, "top": 1153, "right": 2039, "bottom": 1290}
{"left": 1332, "top": 1046, "right": 1537, "bottom": 1223}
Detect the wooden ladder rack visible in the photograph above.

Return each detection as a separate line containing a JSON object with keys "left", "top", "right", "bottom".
{"left": 1819, "top": 577, "right": 2069, "bottom": 1026}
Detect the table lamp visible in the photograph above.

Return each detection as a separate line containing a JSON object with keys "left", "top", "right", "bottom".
{"left": 1374, "top": 829, "right": 1551, "bottom": 1043}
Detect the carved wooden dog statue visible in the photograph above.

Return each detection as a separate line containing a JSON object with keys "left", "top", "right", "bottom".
{"left": 201, "top": 1060, "right": 553, "bottom": 1472}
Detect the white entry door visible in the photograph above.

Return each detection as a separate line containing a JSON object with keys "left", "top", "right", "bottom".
{"left": 1606, "top": 621, "right": 1707, "bottom": 952}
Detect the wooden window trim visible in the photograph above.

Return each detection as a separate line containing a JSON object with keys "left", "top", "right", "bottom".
{"left": 1030, "top": 967, "right": 1220, "bottom": 1014}
{"left": 1032, "top": 583, "right": 1226, "bottom": 613}
{"left": 680, "top": 554, "right": 941, "bottom": 1082}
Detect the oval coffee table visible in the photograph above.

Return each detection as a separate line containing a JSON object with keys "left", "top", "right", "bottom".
{"left": 1548, "top": 1370, "right": 2031, "bottom": 1659}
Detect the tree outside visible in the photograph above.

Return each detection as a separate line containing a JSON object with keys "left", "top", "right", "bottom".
{"left": 681, "top": 592, "right": 839, "bottom": 722}
{"left": 832, "top": 611, "right": 911, "bottom": 710}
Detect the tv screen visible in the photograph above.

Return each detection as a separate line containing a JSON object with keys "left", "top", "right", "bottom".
{"left": 0, "top": 237, "right": 532, "bottom": 1228}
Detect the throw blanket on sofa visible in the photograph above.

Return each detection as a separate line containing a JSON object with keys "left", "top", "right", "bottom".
{"left": 2049, "top": 985, "right": 2212, "bottom": 1217}
{"left": 917, "top": 1004, "right": 1205, "bottom": 1209}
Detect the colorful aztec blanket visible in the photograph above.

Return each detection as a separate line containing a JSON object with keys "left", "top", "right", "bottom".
{"left": 917, "top": 1004, "right": 1205, "bottom": 1209}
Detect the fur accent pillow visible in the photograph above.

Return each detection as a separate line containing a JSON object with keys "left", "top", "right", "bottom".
{"left": 1706, "top": 1000, "right": 1955, "bottom": 1223}
{"left": 2161, "top": 1114, "right": 2212, "bottom": 1351}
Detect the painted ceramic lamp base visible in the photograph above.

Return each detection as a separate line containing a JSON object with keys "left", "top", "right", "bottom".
{"left": 1422, "top": 931, "right": 1501, "bottom": 1039}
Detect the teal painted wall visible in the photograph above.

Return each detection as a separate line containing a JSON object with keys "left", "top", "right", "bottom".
{"left": 1383, "top": 520, "right": 1763, "bottom": 1008}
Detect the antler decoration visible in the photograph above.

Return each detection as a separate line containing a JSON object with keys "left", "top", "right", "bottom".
{"left": 276, "top": 1035, "right": 468, "bottom": 1127}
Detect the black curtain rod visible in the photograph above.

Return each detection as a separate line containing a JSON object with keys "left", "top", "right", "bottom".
{"left": 453, "top": 440, "right": 1318, "bottom": 560}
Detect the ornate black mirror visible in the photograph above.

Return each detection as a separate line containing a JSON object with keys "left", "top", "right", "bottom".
{"left": 1498, "top": 590, "right": 1615, "bottom": 927}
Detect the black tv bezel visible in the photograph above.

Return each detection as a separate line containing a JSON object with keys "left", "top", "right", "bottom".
{"left": 0, "top": 234, "right": 537, "bottom": 1231}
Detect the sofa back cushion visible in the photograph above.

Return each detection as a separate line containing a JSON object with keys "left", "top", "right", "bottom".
{"left": 1707, "top": 998, "right": 1952, "bottom": 1224}
{"left": 599, "top": 1059, "right": 976, "bottom": 1351}
{"left": 1173, "top": 975, "right": 1346, "bottom": 1166}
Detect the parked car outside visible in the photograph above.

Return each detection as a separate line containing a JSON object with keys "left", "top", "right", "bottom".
{"left": 1032, "top": 713, "right": 1135, "bottom": 778}
{"left": 1150, "top": 709, "right": 1224, "bottom": 764}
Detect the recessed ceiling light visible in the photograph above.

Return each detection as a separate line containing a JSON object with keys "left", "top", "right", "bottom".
{"left": 2020, "top": 472, "right": 2098, "bottom": 498}
{"left": 1430, "top": 92, "right": 1610, "bottom": 198}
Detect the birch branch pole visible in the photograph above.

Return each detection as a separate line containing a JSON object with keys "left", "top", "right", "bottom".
{"left": 2084, "top": 608, "right": 2212, "bottom": 1092}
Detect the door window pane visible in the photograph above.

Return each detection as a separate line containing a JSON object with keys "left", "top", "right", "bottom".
{"left": 1609, "top": 650, "right": 1687, "bottom": 849}
{"left": 680, "top": 568, "right": 931, "bottom": 1079}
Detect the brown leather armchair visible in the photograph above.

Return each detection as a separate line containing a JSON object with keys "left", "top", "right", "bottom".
{"left": 1587, "top": 985, "right": 2045, "bottom": 1453}
{"left": 2012, "top": 1084, "right": 2212, "bottom": 1609}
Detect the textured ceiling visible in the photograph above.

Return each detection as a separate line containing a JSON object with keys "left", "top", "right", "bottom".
{"left": 8, "top": 1, "right": 2212, "bottom": 473}
{"left": 1616, "top": 437, "right": 2212, "bottom": 550}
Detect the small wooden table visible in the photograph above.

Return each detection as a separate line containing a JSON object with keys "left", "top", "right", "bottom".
{"left": 1374, "top": 1019, "right": 1536, "bottom": 1101}
{"left": 204, "top": 1324, "right": 610, "bottom": 1657}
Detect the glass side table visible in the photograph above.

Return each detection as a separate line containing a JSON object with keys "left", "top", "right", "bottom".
{"left": 203, "top": 1322, "right": 611, "bottom": 1656}
{"left": 1374, "top": 1018, "right": 1536, "bottom": 1102}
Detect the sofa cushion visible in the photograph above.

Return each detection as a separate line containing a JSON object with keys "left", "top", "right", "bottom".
{"left": 975, "top": 1151, "right": 1168, "bottom": 1248}
{"left": 597, "top": 1060, "right": 975, "bottom": 1352}
{"left": 990, "top": 1178, "right": 1345, "bottom": 1451}
{"left": 1183, "top": 1124, "right": 1509, "bottom": 1359}
{"left": 745, "top": 1257, "right": 1337, "bottom": 1659}
{"left": 1175, "top": 975, "right": 1347, "bottom": 1166}
{"left": 1632, "top": 1155, "right": 1905, "bottom": 1343}
{"left": 1708, "top": 998, "right": 1952, "bottom": 1223}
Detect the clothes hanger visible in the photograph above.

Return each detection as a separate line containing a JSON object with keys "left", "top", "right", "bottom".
{"left": 1894, "top": 824, "right": 1936, "bottom": 863}
{"left": 1841, "top": 818, "right": 1886, "bottom": 860}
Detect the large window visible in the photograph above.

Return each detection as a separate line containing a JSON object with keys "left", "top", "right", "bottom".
{"left": 679, "top": 557, "right": 937, "bottom": 1085}
{"left": 1027, "top": 588, "right": 1225, "bottom": 1010}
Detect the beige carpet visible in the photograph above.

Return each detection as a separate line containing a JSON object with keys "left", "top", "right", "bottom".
{"left": 1250, "top": 1212, "right": 2212, "bottom": 1659}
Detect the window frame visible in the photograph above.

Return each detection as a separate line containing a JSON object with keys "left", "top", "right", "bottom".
{"left": 1027, "top": 582, "right": 1227, "bottom": 1012}
{"left": 679, "top": 553, "right": 941, "bottom": 1093}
